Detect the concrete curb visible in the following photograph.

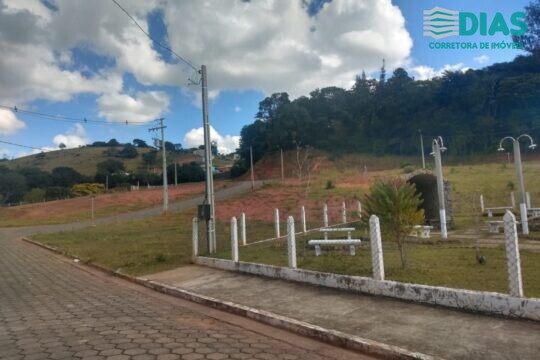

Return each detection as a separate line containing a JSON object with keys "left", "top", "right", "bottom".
{"left": 21, "top": 237, "right": 434, "bottom": 360}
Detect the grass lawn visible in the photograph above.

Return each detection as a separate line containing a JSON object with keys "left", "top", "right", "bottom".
{"left": 32, "top": 211, "right": 540, "bottom": 298}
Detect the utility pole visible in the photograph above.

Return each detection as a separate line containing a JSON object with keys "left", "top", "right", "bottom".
{"left": 149, "top": 118, "right": 168, "bottom": 213}
{"left": 200, "top": 65, "right": 216, "bottom": 251}
{"left": 105, "top": 174, "right": 108, "bottom": 192}
{"left": 419, "top": 129, "right": 425, "bottom": 169}
{"left": 250, "top": 146, "right": 255, "bottom": 191}
{"left": 432, "top": 137, "right": 448, "bottom": 239}
{"left": 280, "top": 148, "right": 284, "bottom": 181}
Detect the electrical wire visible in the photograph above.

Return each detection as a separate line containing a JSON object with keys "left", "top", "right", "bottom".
{"left": 0, "top": 139, "right": 48, "bottom": 151}
{"left": 0, "top": 104, "right": 151, "bottom": 127}
{"left": 110, "top": 0, "right": 199, "bottom": 72}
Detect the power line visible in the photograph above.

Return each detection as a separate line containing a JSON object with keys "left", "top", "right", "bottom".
{"left": 110, "top": 0, "right": 199, "bottom": 73}
{"left": 0, "top": 104, "right": 150, "bottom": 127}
{"left": 0, "top": 139, "right": 48, "bottom": 151}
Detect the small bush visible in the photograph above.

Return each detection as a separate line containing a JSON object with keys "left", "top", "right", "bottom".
{"left": 70, "top": 183, "right": 105, "bottom": 197}
{"left": 402, "top": 165, "right": 415, "bottom": 174}
{"left": 506, "top": 181, "right": 515, "bottom": 190}
{"left": 155, "top": 253, "right": 167, "bottom": 262}
{"left": 325, "top": 180, "right": 335, "bottom": 189}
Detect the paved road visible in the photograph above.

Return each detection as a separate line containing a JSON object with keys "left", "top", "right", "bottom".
{"left": 0, "top": 232, "right": 366, "bottom": 360}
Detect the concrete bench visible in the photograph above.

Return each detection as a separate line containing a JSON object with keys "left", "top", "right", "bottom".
{"left": 528, "top": 208, "right": 540, "bottom": 217}
{"left": 319, "top": 227, "right": 355, "bottom": 240}
{"left": 308, "top": 239, "right": 362, "bottom": 256}
{"left": 485, "top": 207, "right": 512, "bottom": 217}
{"left": 410, "top": 225, "right": 433, "bottom": 239}
{"left": 486, "top": 220, "right": 504, "bottom": 233}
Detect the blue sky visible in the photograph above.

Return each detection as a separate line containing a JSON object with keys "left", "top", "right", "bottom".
{"left": 0, "top": 0, "right": 532, "bottom": 158}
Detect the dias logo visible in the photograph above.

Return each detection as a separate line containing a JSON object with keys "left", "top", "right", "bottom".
{"left": 423, "top": 7, "right": 527, "bottom": 39}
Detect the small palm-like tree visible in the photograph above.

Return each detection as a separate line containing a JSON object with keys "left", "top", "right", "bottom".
{"left": 364, "top": 179, "right": 424, "bottom": 269}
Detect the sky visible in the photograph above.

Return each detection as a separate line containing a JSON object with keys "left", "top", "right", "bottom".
{"left": 0, "top": 0, "right": 532, "bottom": 158}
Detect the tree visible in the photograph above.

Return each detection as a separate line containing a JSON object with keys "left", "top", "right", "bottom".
{"left": 175, "top": 162, "right": 205, "bottom": 183}
{"left": 96, "top": 159, "right": 125, "bottom": 174}
{"left": 133, "top": 139, "right": 148, "bottom": 148}
{"left": 18, "top": 168, "right": 52, "bottom": 189}
{"left": 513, "top": 0, "right": 540, "bottom": 54}
{"left": 51, "top": 167, "right": 86, "bottom": 188}
{"left": 0, "top": 171, "right": 27, "bottom": 204}
{"left": 164, "top": 141, "right": 176, "bottom": 152}
{"left": 58, "top": 143, "right": 66, "bottom": 150}
{"left": 116, "top": 144, "right": 138, "bottom": 159}
{"left": 363, "top": 179, "right": 424, "bottom": 269}
{"left": 142, "top": 150, "right": 158, "bottom": 166}
{"left": 107, "top": 138, "right": 120, "bottom": 147}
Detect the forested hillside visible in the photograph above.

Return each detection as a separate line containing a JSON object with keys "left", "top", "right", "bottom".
{"left": 233, "top": 54, "right": 540, "bottom": 175}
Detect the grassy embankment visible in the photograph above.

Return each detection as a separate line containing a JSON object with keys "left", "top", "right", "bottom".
{"left": 31, "top": 159, "right": 540, "bottom": 297}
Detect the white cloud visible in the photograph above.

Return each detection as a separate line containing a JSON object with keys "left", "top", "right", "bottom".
{"left": 474, "top": 55, "right": 490, "bottom": 65}
{"left": 234, "top": 106, "right": 242, "bottom": 113}
{"left": 410, "top": 63, "right": 471, "bottom": 81}
{"left": 97, "top": 90, "right": 170, "bottom": 123}
{"left": 52, "top": 123, "right": 90, "bottom": 148}
{"left": 0, "top": 108, "right": 26, "bottom": 135}
{"left": 0, "top": 0, "right": 412, "bottom": 108}
{"left": 183, "top": 126, "right": 240, "bottom": 154}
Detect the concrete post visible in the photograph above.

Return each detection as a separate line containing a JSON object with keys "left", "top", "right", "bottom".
{"left": 357, "top": 200, "right": 362, "bottom": 218}
{"left": 511, "top": 192, "right": 516, "bottom": 208}
{"left": 240, "top": 212, "right": 246, "bottom": 246}
{"left": 503, "top": 211, "right": 523, "bottom": 297}
{"left": 192, "top": 217, "right": 198, "bottom": 257}
{"left": 369, "top": 215, "right": 385, "bottom": 281}
{"left": 274, "top": 208, "right": 280, "bottom": 238}
{"left": 231, "top": 217, "right": 238, "bottom": 262}
{"left": 287, "top": 216, "right": 297, "bottom": 269}
{"left": 480, "top": 194, "right": 485, "bottom": 213}
{"left": 341, "top": 201, "right": 347, "bottom": 223}
{"left": 323, "top": 203, "right": 328, "bottom": 227}
{"left": 300, "top": 206, "right": 307, "bottom": 233}
{"left": 208, "top": 218, "right": 216, "bottom": 253}
{"left": 526, "top": 192, "right": 531, "bottom": 209}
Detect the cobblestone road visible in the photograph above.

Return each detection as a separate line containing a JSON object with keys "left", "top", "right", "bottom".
{"left": 0, "top": 233, "right": 364, "bottom": 360}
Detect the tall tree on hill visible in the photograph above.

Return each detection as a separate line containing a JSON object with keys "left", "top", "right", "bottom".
{"left": 513, "top": 0, "right": 540, "bottom": 54}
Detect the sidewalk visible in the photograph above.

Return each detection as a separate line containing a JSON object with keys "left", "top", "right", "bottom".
{"left": 144, "top": 265, "right": 540, "bottom": 359}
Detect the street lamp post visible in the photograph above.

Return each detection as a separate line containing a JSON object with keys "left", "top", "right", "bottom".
{"left": 498, "top": 135, "right": 537, "bottom": 235}
{"left": 431, "top": 136, "right": 448, "bottom": 239}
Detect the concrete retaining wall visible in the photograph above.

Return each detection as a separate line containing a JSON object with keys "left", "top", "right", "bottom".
{"left": 194, "top": 256, "right": 540, "bottom": 321}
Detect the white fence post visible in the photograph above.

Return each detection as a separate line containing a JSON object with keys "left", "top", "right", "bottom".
{"left": 526, "top": 192, "right": 531, "bottom": 209}
{"left": 209, "top": 219, "right": 215, "bottom": 253}
{"left": 369, "top": 215, "right": 385, "bottom": 281}
{"left": 240, "top": 212, "right": 246, "bottom": 246}
{"left": 341, "top": 201, "right": 347, "bottom": 223}
{"left": 511, "top": 191, "right": 516, "bottom": 208}
{"left": 323, "top": 203, "right": 328, "bottom": 227}
{"left": 274, "top": 208, "right": 280, "bottom": 238}
{"left": 192, "top": 217, "right": 198, "bottom": 257}
{"left": 357, "top": 200, "right": 362, "bottom": 218}
{"left": 503, "top": 211, "right": 523, "bottom": 297}
{"left": 480, "top": 194, "right": 485, "bottom": 213}
{"left": 231, "top": 217, "right": 239, "bottom": 262}
{"left": 300, "top": 206, "right": 307, "bottom": 233}
{"left": 287, "top": 216, "right": 297, "bottom": 269}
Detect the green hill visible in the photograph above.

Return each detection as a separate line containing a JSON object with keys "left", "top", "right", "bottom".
{"left": 4, "top": 146, "right": 199, "bottom": 176}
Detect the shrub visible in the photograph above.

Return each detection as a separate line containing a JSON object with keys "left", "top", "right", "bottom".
{"left": 70, "top": 183, "right": 105, "bottom": 197}
{"left": 506, "top": 181, "right": 515, "bottom": 190}
{"left": 23, "top": 188, "right": 46, "bottom": 203}
{"left": 363, "top": 178, "right": 424, "bottom": 269}
{"left": 325, "top": 180, "right": 335, "bottom": 189}
{"left": 402, "top": 165, "right": 415, "bottom": 174}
